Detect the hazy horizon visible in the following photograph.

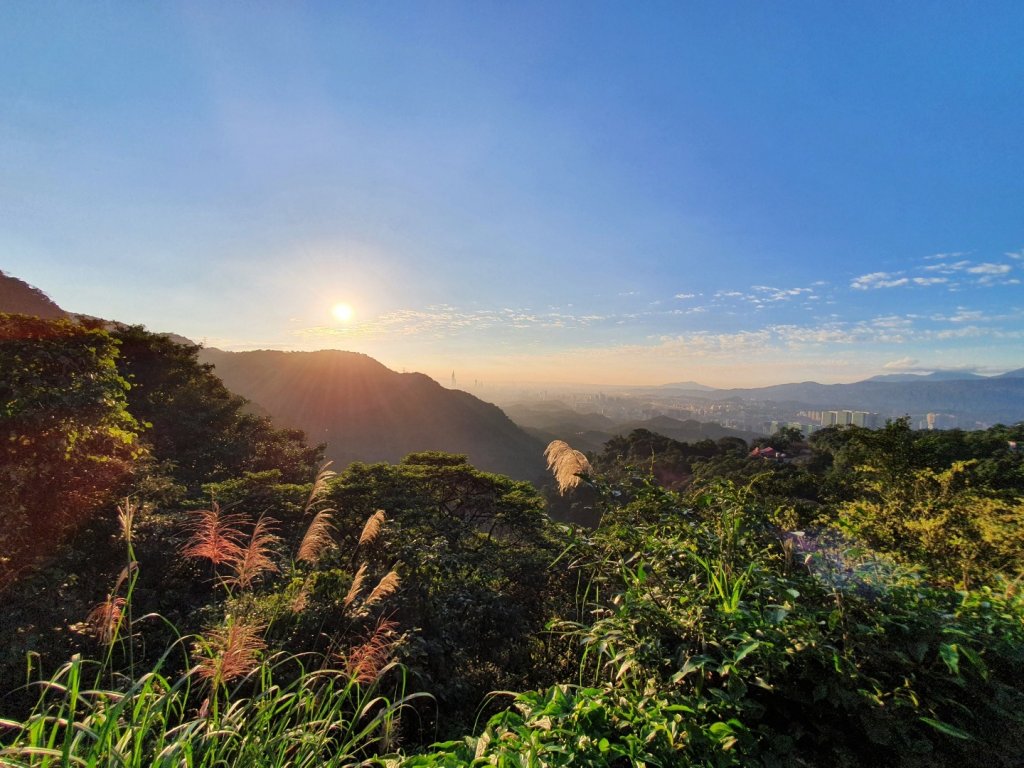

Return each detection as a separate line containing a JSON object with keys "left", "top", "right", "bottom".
{"left": 191, "top": 343, "right": 1022, "bottom": 392}
{"left": 4, "top": 3, "right": 1022, "bottom": 388}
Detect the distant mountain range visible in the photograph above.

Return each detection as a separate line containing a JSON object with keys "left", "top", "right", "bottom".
{"left": 678, "top": 377, "right": 1024, "bottom": 424}
{"left": 658, "top": 380, "right": 718, "bottom": 391}
{"left": 656, "top": 368, "right": 1020, "bottom": 390}
{"left": 197, "top": 348, "right": 547, "bottom": 482}
{"left": 504, "top": 401, "right": 759, "bottom": 453}
{"left": 864, "top": 371, "right": 987, "bottom": 383}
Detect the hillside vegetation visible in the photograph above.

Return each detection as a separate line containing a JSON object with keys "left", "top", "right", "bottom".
{"left": 2, "top": 312, "right": 1024, "bottom": 766}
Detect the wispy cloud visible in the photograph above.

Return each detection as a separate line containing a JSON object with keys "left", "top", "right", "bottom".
{"left": 882, "top": 356, "right": 919, "bottom": 370}
{"left": 967, "top": 262, "right": 1012, "bottom": 276}
{"left": 642, "top": 310, "right": 1021, "bottom": 361}
{"left": 919, "top": 255, "right": 1018, "bottom": 286}
{"left": 851, "top": 272, "right": 909, "bottom": 290}
{"left": 708, "top": 283, "right": 823, "bottom": 308}
{"left": 881, "top": 357, "right": 985, "bottom": 374}
{"left": 854, "top": 252, "right": 1020, "bottom": 290}
{"left": 295, "top": 305, "right": 612, "bottom": 341}
{"left": 923, "top": 259, "right": 972, "bottom": 273}
{"left": 929, "top": 306, "right": 1023, "bottom": 324}
{"left": 948, "top": 309, "right": 984, "bottom": 323}
{"left": 750, "top": 285, "right": 814, "bottom": 302}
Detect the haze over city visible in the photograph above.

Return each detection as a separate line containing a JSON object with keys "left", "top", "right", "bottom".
{"left": 3, "top": 3, "right": 1022, "bottom": 387}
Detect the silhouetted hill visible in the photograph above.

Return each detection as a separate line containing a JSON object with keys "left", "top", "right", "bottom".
{"left": 997, "top": 368, "right": 1024, "bottom": 379}
{"left": 658, "top": 380, "right": 717, "bottom": 391}
{"left": 198, "top": 348, "right": 546, "bottom": 482}
{"left": 503, "top": 402, "right": 617, "bottom": 432}
{"left": 511, "top": 407, "right": 757, "bottom": 454}
{"left": 0, "top": 271, "right": 67, "bottom": 319}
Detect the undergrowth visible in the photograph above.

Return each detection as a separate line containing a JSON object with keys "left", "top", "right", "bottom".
{"left": 3, "top": 455, "right": 1024, "bottom": 766}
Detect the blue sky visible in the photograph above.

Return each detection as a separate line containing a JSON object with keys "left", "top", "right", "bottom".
{"left": 2, "top": 2, "right": 1022, "bottom": 386}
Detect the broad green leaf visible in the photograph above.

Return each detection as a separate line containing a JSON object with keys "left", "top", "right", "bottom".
{"left": 920, "top": 717, "right": 973, "bottom": 740}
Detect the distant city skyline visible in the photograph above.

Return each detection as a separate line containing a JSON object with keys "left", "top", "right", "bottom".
{"left": 3, "top": 3, "right": 1022, "bottom": 387}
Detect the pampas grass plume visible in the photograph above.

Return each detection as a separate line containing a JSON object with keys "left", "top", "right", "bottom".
{"left": 365, "top": 570, "right": 400, "bottom": 607}
{"left": 117, "top": 497, "right": 137, "bottom": 545}
{"left": 86, "top": 595, "right": 127, "bottom": 645}
{"left": 194, "top": 616, "right": 266, "bottom": 688}
{"left": 544, "top": 440, "right": 592, "bottom": 494}
{"left": 338, "top": 618, "right": 399, "bottom": 684}
{"left": 343, "top": 563, "right": 368, "bottom": 610}
{"left": 304, "top": 462, "right": 336, "bottom": 515}
{"left": 182, "top": 502, "right": 245, "bottom": 566}
{"left": 297, "top": 510, "right": 334, "bottom": 564}
{"left": 358, "top": 510, "right": 386, "bottom": 547}
{"left": 228, "top": 516, "right": 280, "bottom": 590}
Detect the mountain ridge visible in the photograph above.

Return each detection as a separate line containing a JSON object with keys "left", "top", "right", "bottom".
{"left": 864, "top": 371, "right": 986, "bottom": 383}
{"left": 694, "top": 377, "right": 1024, "bottom": 424}
{"left": 0, "top": 271, "right": 67, "bottom": 320}
{"left": 197, "top": 347, "right": 547, "bottom": 482}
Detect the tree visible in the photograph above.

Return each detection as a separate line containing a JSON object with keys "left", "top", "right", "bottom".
{"left": 111, "top": 325, "right": 323, "bottom": 489}
{"left": 0, "top": 314, "right": 141, "bottom": 587}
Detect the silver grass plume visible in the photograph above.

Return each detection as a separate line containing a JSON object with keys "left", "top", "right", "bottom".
{"left": 544, "top": 440, "right": 592, "bottom": 494}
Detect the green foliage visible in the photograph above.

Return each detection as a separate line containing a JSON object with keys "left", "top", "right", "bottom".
{"left": 753, "top": 424, "right": 804, "bottom": 452}
{"left": 0, "top": 320, "right": 329, "bottom": 709}
{"left": 595, "top": 429, "right": 727, "bottom": 489}
{"left": 0, "top": 314, "right": 141, "bottom": 585}
{"left": 392, "top": 477, "right": 1024, "bottom": 767}
{"left": 313, "top": 453, "right": 576, "bottom": 737}
{"left": 112, "top": 325, "right": 323, "bottom": 489}
{"left": 836, "top": 460, "right": 1024, "bottom": 588}
{"left": 4, "top": 324, "right": 1024, "bottom": 768}
{"left": 0, "top": 643, "right": 420, "bottom": 767}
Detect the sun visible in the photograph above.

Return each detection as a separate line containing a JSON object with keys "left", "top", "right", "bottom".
{"left": 331, "top": 302, "right": 354, "bottom": 323}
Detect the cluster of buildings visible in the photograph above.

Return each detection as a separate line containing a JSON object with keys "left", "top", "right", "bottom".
{"left": 818, "top": 410, "right": 881, "bottom": 428}
{"left": 763, "top": 410, "right": 884, "bottom": 437}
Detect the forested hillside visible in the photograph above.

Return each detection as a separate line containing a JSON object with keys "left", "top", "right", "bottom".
{"left": 505, "top": 401, "right": 758, "bottom": 453}
{"left": 0, "top": 271, "right": 546, "bottom": 483}
{"left": 199, "top": 347, "right": 546, "bottom": 482}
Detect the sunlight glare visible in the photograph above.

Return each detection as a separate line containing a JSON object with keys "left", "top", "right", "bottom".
{"left": 331, "top": 302, "right": 354, "bottom": 323}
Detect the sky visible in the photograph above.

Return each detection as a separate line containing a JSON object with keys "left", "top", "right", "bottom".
{"left": 2, "top": 2, "right": 1023, "bottom": 387}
